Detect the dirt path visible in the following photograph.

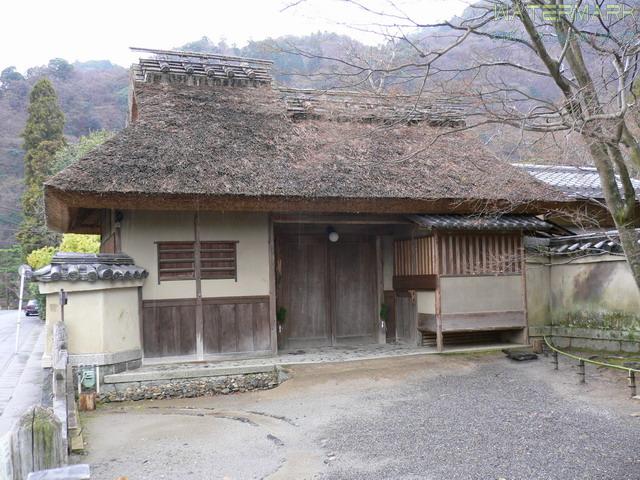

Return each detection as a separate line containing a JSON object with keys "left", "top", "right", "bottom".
{"left": 76, "top": 352, "right": 640, "bottom": 480}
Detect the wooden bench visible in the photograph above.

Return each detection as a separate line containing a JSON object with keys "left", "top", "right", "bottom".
{"left": 418, "top": 311, "right": 526, "bottom": 347}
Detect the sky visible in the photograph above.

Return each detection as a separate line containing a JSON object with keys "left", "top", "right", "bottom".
{"left": 2, "top": 0, "right": 468, "bottom": 72}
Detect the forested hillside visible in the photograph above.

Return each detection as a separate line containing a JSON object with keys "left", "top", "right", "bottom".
{"left": 0, "top": 59, "right": 129, "bottom": 246}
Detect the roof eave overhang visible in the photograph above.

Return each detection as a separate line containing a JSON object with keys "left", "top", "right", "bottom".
{"left": 44, "top": 185, "right": 574, "bottom": 234}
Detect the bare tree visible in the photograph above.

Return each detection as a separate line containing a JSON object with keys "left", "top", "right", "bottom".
{"left": 284, "top": 0, "right": 640, "bottom": 289}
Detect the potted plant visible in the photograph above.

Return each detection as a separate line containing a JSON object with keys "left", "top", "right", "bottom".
{"left": 276, "top": 307, "right": 287, "bottom": 350}
{"left": 276, "top": 306, "right": 287, "bottom": 334}
{"left": 379, "top": 303, "right": 389, "bottom": 335}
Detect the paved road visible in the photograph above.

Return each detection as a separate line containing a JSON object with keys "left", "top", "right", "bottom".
{"left": 0, "top": 309, "right": 43, "bottom": 417}
{"left": 80, "top": 352, "right": 640, "bottom": 480}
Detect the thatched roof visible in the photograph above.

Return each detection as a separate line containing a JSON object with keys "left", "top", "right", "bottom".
{"left": 45, "top": 72, "right": 567, "bottom": 232}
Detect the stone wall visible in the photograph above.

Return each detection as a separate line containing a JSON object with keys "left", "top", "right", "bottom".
{"left": 99, "top": 371, "right": 285, "bottom": 402}
{"left": 527, "top": 253, "right": 640, "bottom": 352}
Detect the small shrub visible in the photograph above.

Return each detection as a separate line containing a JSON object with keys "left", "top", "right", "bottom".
{"left": 26, "top": 246, "right": 56, "bottom": 269}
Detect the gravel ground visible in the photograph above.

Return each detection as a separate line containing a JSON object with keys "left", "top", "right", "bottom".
{"left": 77, "top": 352, "right": 640, "bottom": 480}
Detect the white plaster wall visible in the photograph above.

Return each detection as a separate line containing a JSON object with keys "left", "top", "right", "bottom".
{"left": 549, "top": 255, "right": 640, "bottom": 313}
{"left": 199, "top": 212, "right": 270, "bottom": 297}
{"left": 100, "top": 287, "right": 142, "bottom": 353}
{"left": 525, "top": 256, "right": 551, "bottom": 330}
{"left": 41, "top": 281, "right": 143, "bottom": 357}
{"left": 120, "top": 210, "right": 196, "bottom": 300}
{"left": 119, "top": 210, "right": 271, "bottom": 299}
{"left": 416, "top": 291, "right": 435, "bottom": 314}
{"left": 440, "top": 275, "right": 523, "bottom": 314}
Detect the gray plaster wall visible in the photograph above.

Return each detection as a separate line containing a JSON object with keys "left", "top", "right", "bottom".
{"left": 526, "top": 253, "right": 640, "bottom": 352}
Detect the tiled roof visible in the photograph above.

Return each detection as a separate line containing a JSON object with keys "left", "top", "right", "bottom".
{"left": 131, "top": 47, "right": 273, "bottom": 85}
{"left": 514, "top": 163, "right": 640, "bottom": 199}
{"left": 526, "top": 229, "right": 639, "bottom": 256}
{"left": 408, "top": 214, "right": 553, "bottom": 231}
{"left": 29, "top": 253, "right": 148, "bottom": 283}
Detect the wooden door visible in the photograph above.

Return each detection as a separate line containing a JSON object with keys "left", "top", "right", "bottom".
{"left": 277, "top": 235, "right": 331, "bottom": 348}
{"left": 331, "top": 237, "right": 377, "bottom": 344}
{"left": 277, "top": 234, "right": 378, "bottom": 348}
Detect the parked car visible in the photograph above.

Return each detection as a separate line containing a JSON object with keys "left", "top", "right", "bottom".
{"left": 24, "top": 299, "right": 39, "bottom": 317}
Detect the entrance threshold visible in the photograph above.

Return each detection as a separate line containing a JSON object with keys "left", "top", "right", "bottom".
{"left": 130, "top": 342, "right": 528, "bottom": 378}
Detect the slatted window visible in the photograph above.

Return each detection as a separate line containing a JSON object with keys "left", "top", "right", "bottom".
{"left": 157, "top": 241, "right": 238, "bottom": 282}
{"left": 158, "top": 241, "right": 196, "bottom": 281}
{"left": 438, "top": 233, "right": 522, "bottom": 276}
{"left": 394, "top": 236, "right": 436, "bottom": 275}
{"left": 200, "top": 241, "right": 238, "bottom": 280}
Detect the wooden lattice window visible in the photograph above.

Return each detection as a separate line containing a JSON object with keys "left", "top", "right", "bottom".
{"left": 200, "top": 241, "right": 238, "bottom": 280}
{"left": 157, "top": 240, "right": 238, "bottom": 282}
{"left": 157, "top": 241, "right": 196, "bottom": 282}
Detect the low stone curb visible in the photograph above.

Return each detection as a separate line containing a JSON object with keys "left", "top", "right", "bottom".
{"left": 99, "top": 368, "right": 289, "bottom": 402}
{"left": 103, "top": 363, "right": 277, "bottom": 384}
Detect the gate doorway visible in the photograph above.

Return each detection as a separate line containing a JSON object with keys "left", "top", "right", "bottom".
{"left": 276, "top": 233, "right": 379, "bottom": 349}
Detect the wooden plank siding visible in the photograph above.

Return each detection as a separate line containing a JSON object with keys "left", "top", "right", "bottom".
{"left": 142, "top": 296, "right": 271, "bottom": 358}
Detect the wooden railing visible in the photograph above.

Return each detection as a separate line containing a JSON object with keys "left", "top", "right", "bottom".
{"left": 544, "top": 336, "right": 638, "bottom": 398}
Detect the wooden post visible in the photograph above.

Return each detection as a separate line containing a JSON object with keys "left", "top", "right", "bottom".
{"left": 137, "top": 286, "right": 144, "bottom": 360}
{"left": 11, "top": 406, "right": 67, "bottom": 479}
{"left": 629, "top": 371, "right": 636, "bottom": 398}
{"left": 268, "top": 215, "right": 278, "bottom": 355}
{"left": 434, "top": 231, "right": 443, "bottom": 352}
{"left": 519, "top": 233, "right": 529, "bottom": 345}
{"left": 553, "top": 350, "right": 559, "bottom": 370}
{"left": 194, "top": 211, "right": 204, "bottom": 360}
{"left": 578, "top": 359, "right": 586, "bottom": 384}
{"left": 376, "top": 236, "right": 385, "bottom": 344}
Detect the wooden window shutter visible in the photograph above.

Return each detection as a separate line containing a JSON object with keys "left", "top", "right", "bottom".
{"left": 200, "top": 241, "right": 238, "bottom": 280}
{"left": 157, "top": 241, "right": 196, "bottom": 281}
{"left": 157, "top": 240, "right": 238, "bottom": 282}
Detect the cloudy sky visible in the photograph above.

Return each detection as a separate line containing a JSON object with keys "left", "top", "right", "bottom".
{"left": 3, "top": 0, "right": 467, "bottom": 72}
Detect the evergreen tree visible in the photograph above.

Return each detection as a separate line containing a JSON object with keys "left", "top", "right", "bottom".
{"left": 17, "top": 79, "right": 65, "bottom": 255}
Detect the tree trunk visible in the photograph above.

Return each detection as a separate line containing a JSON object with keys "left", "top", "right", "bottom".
{"left": 588, "top": 139, "right": 640, "bottom": 291}
{"left": 616, "top": 224, "right": 640, "bottom": 291}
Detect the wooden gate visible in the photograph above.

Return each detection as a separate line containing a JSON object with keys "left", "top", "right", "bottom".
{"left": 276, "top": 234, "right": 378, "bottom": 348}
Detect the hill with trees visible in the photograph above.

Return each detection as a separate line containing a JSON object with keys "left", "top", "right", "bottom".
{"left": 0, "top": 59, "right": 128, "bottom": 249}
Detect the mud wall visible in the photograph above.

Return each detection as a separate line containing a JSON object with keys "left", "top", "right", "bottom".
{"left": 526, "top": 254, "right": 640, "bottom": 352}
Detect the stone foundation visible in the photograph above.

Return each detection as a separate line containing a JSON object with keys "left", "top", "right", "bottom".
{"left": 99, "top": 371, "right": 285, "bottom": 402}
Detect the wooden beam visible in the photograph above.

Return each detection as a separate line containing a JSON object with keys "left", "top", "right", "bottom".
{"left": 392, "top": 275, "right": 437, "bottom": 291}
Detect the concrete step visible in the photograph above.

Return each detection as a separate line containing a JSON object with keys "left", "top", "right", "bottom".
{"left": 103, "top": 363, "right": 278, "bottom": 384}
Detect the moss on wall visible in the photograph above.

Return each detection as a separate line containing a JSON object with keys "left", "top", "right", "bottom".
{"left": 552, "top": 308, "right": 640, "bottom": 334}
